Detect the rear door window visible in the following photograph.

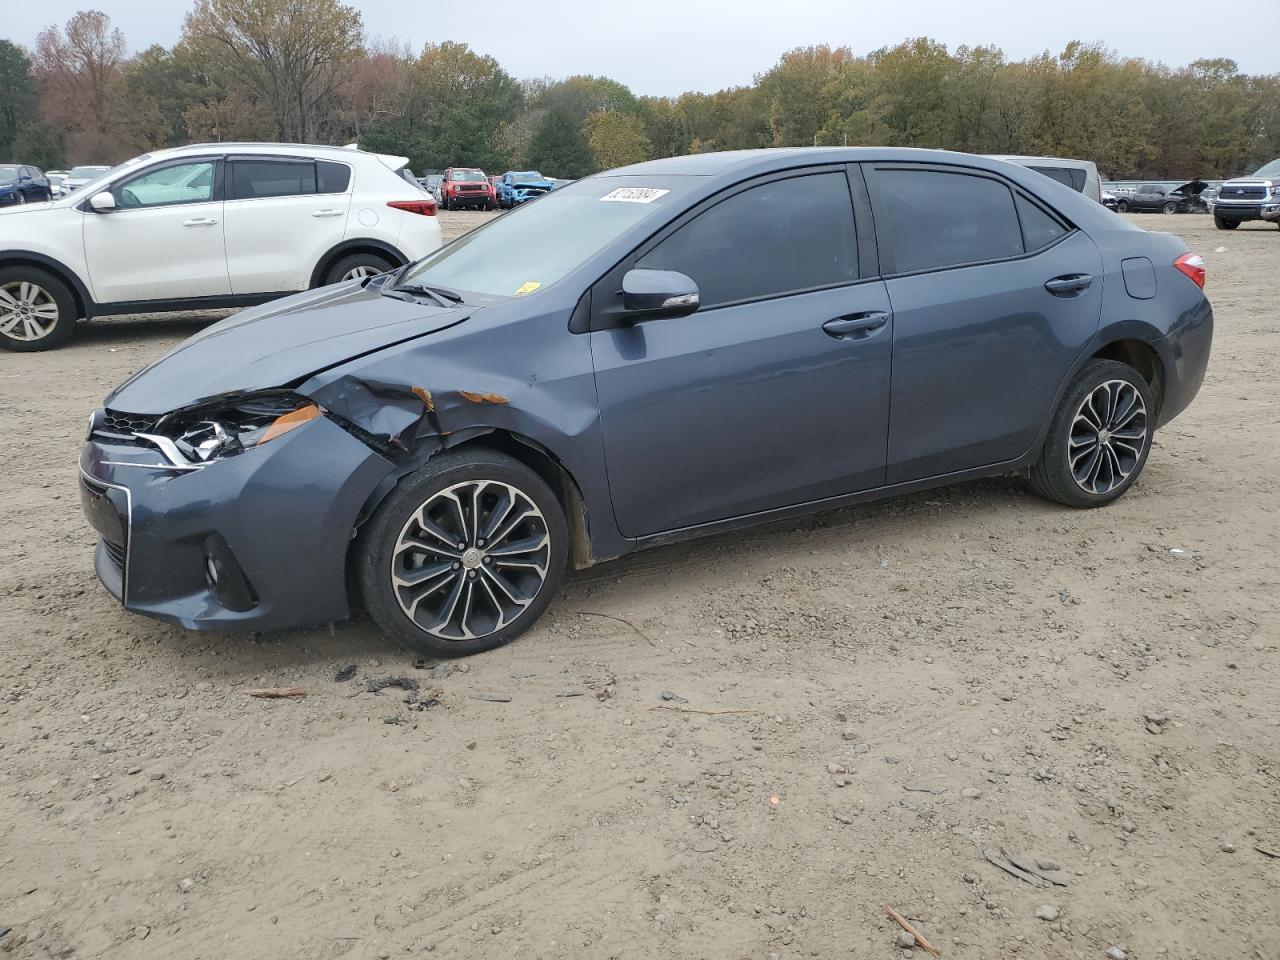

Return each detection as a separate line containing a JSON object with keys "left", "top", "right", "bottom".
{"left": 230, "top": 160, "right": 317, "bottom": 200}
{"left": 872, "top": 168, "right": 1023, "bottom": 273}
{"left": 637, "top": 171, "right": 859, "bottom": 308}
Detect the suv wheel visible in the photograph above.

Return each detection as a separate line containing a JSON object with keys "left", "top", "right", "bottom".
{"left": 1030, "top": 359, "right": 1154, "bottom": 508}
{"left": 0, "top": 266, "right": 78, "bottom": 352}
{"left": 1213, "top": 215, "right": 1238, "bottom": 230}
{"left": 356, "top": 448, "right": 568, "bottom": 657}
{"left": 1115, "top": 199, "right": 1129, "bottom": 213}
{"left": 1162, "top": 200, "right": 1178, "bottom": 214}
{"left": 324, "top": 252, "right": 393, "bottom": 286}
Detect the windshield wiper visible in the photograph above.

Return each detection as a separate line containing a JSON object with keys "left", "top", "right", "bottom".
{"left": 384, "top": 280, "right": 464, "bottom": 308}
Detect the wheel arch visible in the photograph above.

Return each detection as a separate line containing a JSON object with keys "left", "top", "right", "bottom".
{"left": 310, "top": 239, "right": 408, "bottom": 289}
{"left": 351, "top": 428, "right": 597, "bottom": 572}
{"left": 1089, "top": 336, "right": 1165, "bottom": 416}
{"left": 0, "top": 250, "right": 94, "bottom": 319}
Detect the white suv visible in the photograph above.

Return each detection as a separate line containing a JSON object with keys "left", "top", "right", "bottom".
{"left": 0, "top": 142, "right": 443, "bottom": 351}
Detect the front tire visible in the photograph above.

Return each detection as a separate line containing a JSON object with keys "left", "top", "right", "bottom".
{"left": 324, "top": 252, "right": 393, "bottom": 286}
{"left": 1214, "top": 215, "right": 1238, "bottom": 230}
{"left": 0, "top": 266, "right": 78, "bottom": 351}
{"left": 1162, "top": 200, "right": 1178, "bottom": 215}
{"left": 356, "top": 448, "right": 569, "bottom": 657}
{"left": 1030, "top": 359, "right": 1154, "bottom": 508}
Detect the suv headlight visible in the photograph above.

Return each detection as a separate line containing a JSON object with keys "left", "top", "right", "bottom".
{"left": 144, "top": 392, "right": 320, "bottom": 466}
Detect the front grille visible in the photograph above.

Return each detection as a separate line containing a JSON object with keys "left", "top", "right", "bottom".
{"left": 92, "top": 408, "right": 159, "bottom": 445}
{"left": 103, "top": 409, "right": 159, "bottom": 434}
{"left": 458, "top": 184, "right": 485, "bottom": 192}
{"left": 1218, "top": 184, "right": 1267, "bottom": 200}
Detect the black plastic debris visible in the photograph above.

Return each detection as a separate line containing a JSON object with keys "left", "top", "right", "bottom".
{"left": 335, "top": 664, "right": 357, "bottom": 683}
{"left": 366, "top": 676, "right": 420, "bottom": 694}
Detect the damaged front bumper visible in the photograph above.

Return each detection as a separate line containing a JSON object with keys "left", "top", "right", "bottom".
{"left": 79, "top": 413, "right": 395, "bottom": 632}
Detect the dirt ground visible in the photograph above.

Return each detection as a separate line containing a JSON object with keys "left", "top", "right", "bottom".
{"left": 1, "top": 211, "right": 1277, "bottom": 960}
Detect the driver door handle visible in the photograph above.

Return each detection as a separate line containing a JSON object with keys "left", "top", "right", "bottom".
{"left": 312, "top": 209, "right": 344, "bottom": 218}
{"left": 1044, "top": 274, "right": 1093, "bottom": 296}
{"left": 183, "top": 217, "right": 218, "bottom": 227}
{"left": 823, "top": 312, "right": 889, "bottom": 339}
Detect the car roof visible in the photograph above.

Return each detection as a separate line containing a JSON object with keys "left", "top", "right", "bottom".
{"left": 608, "top": 147, "right": 1056, "bottom": 179}
{"left": 142, "top": 142, "right": 409, "bottom": 168}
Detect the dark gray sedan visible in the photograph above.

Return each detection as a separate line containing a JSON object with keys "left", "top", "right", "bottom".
{"left": 80, "top": 148, "right": 1213, "bottom": 655}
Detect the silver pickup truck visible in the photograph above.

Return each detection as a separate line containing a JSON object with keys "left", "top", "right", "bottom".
{"left": 1211, "top": 158, "right": 1280, "bottom": 230}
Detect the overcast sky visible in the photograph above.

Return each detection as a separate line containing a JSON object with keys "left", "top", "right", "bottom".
{"left": 13, "top": 0, "right": 1267, "bottom": 97}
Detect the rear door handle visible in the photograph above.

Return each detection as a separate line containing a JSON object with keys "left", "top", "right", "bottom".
{"left": 822, "top": 312, "right": 889, "bottom": 339}
{"left": 312, "top": 209, "right": 343, "bottom": 218}
{"left": 1045, "top": 274, "right": 1093, "bottom": 296}
{"left": 183, "top": 217, "right": 218, "bottom": 227}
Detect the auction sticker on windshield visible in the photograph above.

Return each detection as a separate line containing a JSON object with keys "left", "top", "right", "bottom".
{"left": 599, "top": 187, "right": 670, "bottom": 203}
{"left": 514, "top": 281, "right": 542, "bottom": 296}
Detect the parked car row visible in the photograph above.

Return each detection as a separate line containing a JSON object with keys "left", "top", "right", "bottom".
{"left": 414, "top": 168, "right": 568, "bottom": 210}
{"left": 0, "top": 143, "right": 443, "bottom": 350}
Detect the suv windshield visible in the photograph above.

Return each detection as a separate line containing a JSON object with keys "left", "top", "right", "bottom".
{"left": 398, "top": 176, "right": 687, "bottom": 299}
{"left": 1251, "top": 159, "right": 1280, "bottom": 179}
{"left": 0, "top": 166, "right": 19, "bottom": 180}
{"left": 451, "top": 170, "right": 487, "bottom": 181}
{"left": 511, "top": 171, "right": 544, "bottom": 181}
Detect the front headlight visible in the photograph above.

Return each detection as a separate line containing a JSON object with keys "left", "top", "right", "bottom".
{"left": 145, "top": 392, "right": 321, "bottom": 466}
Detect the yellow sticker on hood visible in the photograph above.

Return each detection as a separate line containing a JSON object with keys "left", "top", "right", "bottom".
{"left": 514, "top": 281, "right": 542, "bottom": 296}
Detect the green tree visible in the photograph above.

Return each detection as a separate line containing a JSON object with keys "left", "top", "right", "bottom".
{"left": 584, "top": 111, "right": 651, "bottom": 169}
{"left": 525, "top": 109, "right": 595, "bottom": 178}
{"left": 414, "top": 42, "right": 523, "bottom": 169}
{"left": 0, "top": 41, "right": 39, "bottom": 159}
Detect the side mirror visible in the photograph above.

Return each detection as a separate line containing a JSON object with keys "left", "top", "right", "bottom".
{"left": 620, "top": 268, "right": 700, "bottom": 321}
{"left": 89, "top": 191, "right": 117, "bottom": 212}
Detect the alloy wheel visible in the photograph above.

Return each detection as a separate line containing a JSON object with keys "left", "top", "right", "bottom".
{"left": 341, "top": 264, "right": 382, "bottom": 282}
{"left": 1068, "top": 379, "right": 1148, "bottom": 495}
{"left": 391, "top": 479, "right": 552, "bottom": 641}
{"left": 0, "top": 280, "right": 60, "bottom": 342}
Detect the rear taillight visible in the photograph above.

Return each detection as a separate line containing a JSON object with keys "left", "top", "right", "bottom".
{"left": 1173, "top": 252, "right": 1205, "bottom": 288}
{"left": 388, "top": 199, "right": 436, "bottom": 217}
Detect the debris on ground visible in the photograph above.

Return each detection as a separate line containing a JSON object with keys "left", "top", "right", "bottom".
{"left": 366, "top": 676, "right": 419, "bottom": 694}
{"left": 1255, "top": 845, "right": 1280, "bottom": 859}
{"left": 983, "top": 848, "right": 1068, "bottom": 887}
{"left": 471, "top": 692, "right": 512, "bottom": 702}
{"left": 660, "top": 689, "right": 688, "bottom": 704}
{"left": 884, "top": 903, "right": 941, "bottom": 957}
{"left": 334, "top": 664, "right": 356, "bottom": 683}
{"left": 904, "top": 784, "right": 946, "bottom": 795}
{"left": 243, "top": 687, "right": 306, "bottom": 699}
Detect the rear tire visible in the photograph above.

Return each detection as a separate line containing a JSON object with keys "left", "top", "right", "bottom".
{"left": 356, "top": 448, "right": 569, "bottom": 657}
{"left": 323, "top": 252, "right": 394, "bottom": 286}
{"left": 1213, "top": 215, "right": 1238, "bottom": 230}
{"left": 0, "top": 266, "right": 78, "bottom": 352}
{"left": 1162, "top": 201, "right": 1177, "bottom": 215}
{"left": 1030, "top": 359, "right": 1154, "bottom": 509}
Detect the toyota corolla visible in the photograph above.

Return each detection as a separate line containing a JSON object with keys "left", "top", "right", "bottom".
{"left": 80, "top": 148, "right": 1213, "bottom": 656}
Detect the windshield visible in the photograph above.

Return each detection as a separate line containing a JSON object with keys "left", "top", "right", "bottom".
{"left": 451, "top": 170, "right": 487, "bottom": 181}
{"left": 511, "top": 171, "right": 545, "bottom": 182}
{"left": 398, "top": 176, "right": 688, "bottom": 299}
{"left": 0, "top": 166, "right": 18, "bottom": 180}
{"left": 69, "top": 157, "right": 147, "bottom": 196}
{"left": 1251, "top": 158, "right": 1280, "bottom": 179}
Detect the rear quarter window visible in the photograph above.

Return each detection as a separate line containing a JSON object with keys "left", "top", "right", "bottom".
{"left": 318, "top": 161, "right": 351, "bottom": 193}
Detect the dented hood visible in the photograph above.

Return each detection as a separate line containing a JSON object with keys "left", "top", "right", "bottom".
{"left": 107, "top": 281, "right": 469, "bottom": 414}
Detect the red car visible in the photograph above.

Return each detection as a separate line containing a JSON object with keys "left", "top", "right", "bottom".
{"left": 439, "top": 167, "right": 495, "bottom": 210}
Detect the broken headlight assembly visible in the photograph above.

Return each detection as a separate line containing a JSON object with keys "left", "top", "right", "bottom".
{"left": 140, "top": 392, "right": 321, "bottom": 468}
